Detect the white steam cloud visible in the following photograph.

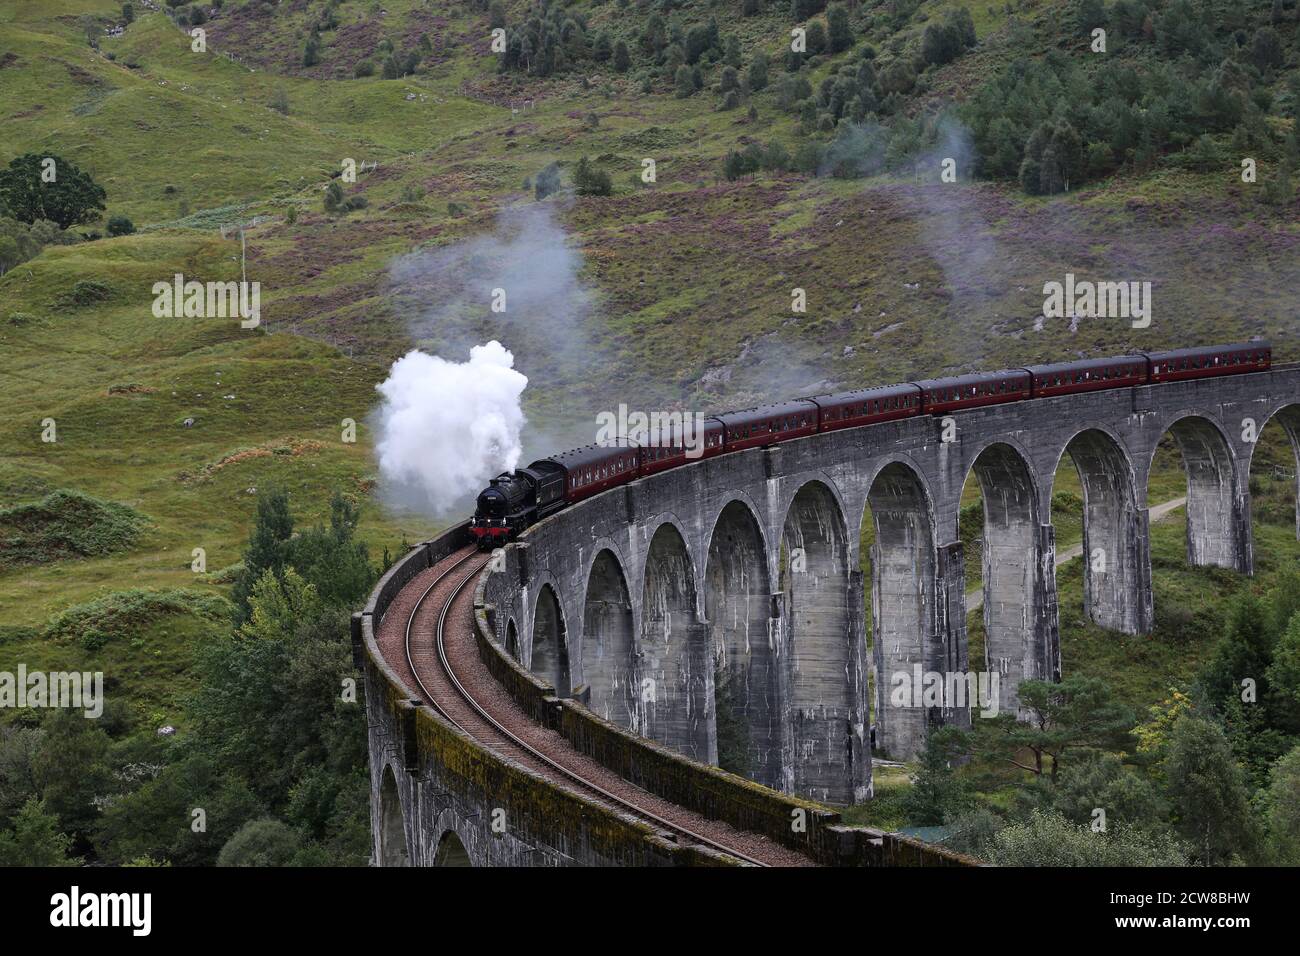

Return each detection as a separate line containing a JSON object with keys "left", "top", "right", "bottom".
{"left": 373, "top": 340, "right": 528, "bottom": 516}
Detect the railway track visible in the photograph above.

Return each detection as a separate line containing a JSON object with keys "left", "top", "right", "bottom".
{"left": 400, "top": 548, "right": 786, "bottom": 867}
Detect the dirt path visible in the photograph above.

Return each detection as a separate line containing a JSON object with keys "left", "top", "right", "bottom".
{"left": 964, "top": 497, "right": 1187, "bottom": 612}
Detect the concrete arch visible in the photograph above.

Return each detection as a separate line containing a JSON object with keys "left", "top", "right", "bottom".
{"left": 531, "top": 583, "right": 572, "bottom": 697}
{"left": 706, "top": 499, "right": 779, "bottom": 788}
{"left": 865, "top": 460, "right": 938, "bottom": 761}
{"left": 378, "top": 764, "right": 409, "bottom": 867}
{"left": 781, "top": 480, "right": 854, "bottom": 803}
{"left": 431, "top": 829, "right": 472, "bottom": 867}
{"left": 963, "top": 442, "right": 1045, "bottom": 716}
{"left": 641, "top": 522, "right": 712, "bottom": 761}
{"left": 1249, "top": 403, "right": 1300, "bottom": 540}
{"left": 582, "top": 549, "right": 637, "bottom": 729}
{"left": 702, "top": 492, "right": 771, "bottom": 587}
{"left": 504, "top": 618, "right": 520, "bottom": 661}
{"left": 1152, "top": 414, "right": 1244, "bottom": 571}
{"left": 1053, "top": 427, "right": 1149, "bottom": 634}
{"left": 776, "top": 470, "right": 854, "bottom": 554}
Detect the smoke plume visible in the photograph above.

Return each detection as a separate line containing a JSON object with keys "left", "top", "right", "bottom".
{"left": 373, "top": 340, "right": 528, "bottom": 516}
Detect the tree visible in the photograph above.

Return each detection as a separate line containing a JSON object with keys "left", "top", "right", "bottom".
{"left": 1264, "top": 744, "right": 1300, "bottom": 865}
{"left": 922, "top": 22, "right": 958, "bottom": 66}
{"left": 304, "top": 33, "right": 322, "bottom": 67}
{"left": 723, "top": 35, "right": 742, "bottom": 69}
{"left": 902, "top": 726, "right": 969, "bottom": 825}
{"left": 0, "top": 154, "right": 106, "bottom": 229}
{"left": 1020, "top": 120, "right": 1084, "bottom": 194}
{"left": 534, "top": 162, "right": 562, "bottom": 200}
{"left": 122, "top": 3, "right": 135, "bottom": 24}
{"left": 1074, "top": 0, "right": 1105, "bottom": 32}
{"left": 32, "top": 709, "right": 113, "bottom": 844}
{"left": 1250, "top": 27, "right": 1283, "bottom": 74}
{"left": 0, "top": 798, "right": 78, "bottom": 867}
{"left": 1267, "top": 614, "right": 1300, "bottom": 710}
{"left": 231, "top": 487, "right": 294, "bottom": 624}
{"left": 826, "top": 3, "right": 852, "bottom": 53}
{"left": 806, "top": 20, "right": 827, "bottom": 55}
{"left": 0, "top": 236, "right": 20, "bottom": 277}
{"left": 748, "top": 51, "right": 769, "bottom": 92}
{"left": 1051, "top": 752, "right": 1169, "bottom": 833}
{"left": 1201, "top": 593, "right": 1272, "bottom": 708}
{"left": 217, "top": 819, "right": 302, "bottom": 866}
{"left": 970, "top": 677, "right": 1135, "bottom": 782}
{"left": 106, "top": 214, "right": 135, "bottom": 237}
{"left": 1163, "top": 715, "right": 1259, "bottom": 864}
{"left": 675, "top": 64, "right": 695, "bottom": 98}
{"left": 93, "top": 755, "right": 261, "bottom": 866}
{"left": 612, "top": 40, "right": 630, "bottom": 73}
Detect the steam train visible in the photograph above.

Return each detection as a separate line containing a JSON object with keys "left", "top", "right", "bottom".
{"left": 470, "top": 341, "right": 1270, "bottom": 548}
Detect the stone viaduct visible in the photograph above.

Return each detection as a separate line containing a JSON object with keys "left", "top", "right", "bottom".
{"left": 360, "top": 364, "right": 1298, "bottom": 864}
{"left": 480, "top": 366, "right": 1300, "bottom": 801}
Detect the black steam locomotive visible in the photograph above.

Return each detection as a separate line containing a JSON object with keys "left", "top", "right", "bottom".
{"left": 470, "top": 460, "right": 566, "bottom": 548}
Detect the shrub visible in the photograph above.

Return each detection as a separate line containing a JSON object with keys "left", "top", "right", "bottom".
{"left": 217, "top": 819, "right": 302, "bottom": 867}
{"left": 65, "top": 279, "right": 112, "bottom": 305}
{"left": 42, "top": 588, "right": 231, "bottom": 645}
{"left": 574, "top": 156, "right": 613, "bottom": 196}
{"left": 106, "top": 214, "right": 135, "bottom": 236}
{"left": 674, "top": 64, "right": 694, "bottom": 97}
{"left": 0, "top": 489, "right": 146, "bottom": 570}
{"left": 353, "top": 59, "right": 374, "bottom": 77}
{"left": 534, "top": 162, "right": 562, "bottom": 200}
{"left": 987, "top": 810, "right": 1190, "bottom": 866}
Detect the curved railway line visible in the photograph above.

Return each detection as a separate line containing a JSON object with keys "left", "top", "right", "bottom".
{"left": 394, "top": 547, "right": 807, "bottom": 867}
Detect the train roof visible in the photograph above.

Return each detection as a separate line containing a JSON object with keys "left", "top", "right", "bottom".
{"left": 1023, "top": 354, "right": 1147, "bottom": 375}
{"left": 806, "top": 382, "right": 922, "bottom": 406}
{"left": 711, "top": 400, "right": 820, "bottom": 428}
{"left": 913, "top": 368, "right": 1031, "bottom": 390}
{"left": 1142, "top": 341, "right": 1269, "bottom": 361}
{"left": 536, "top": 441, "right": 640, "bottom": 472}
